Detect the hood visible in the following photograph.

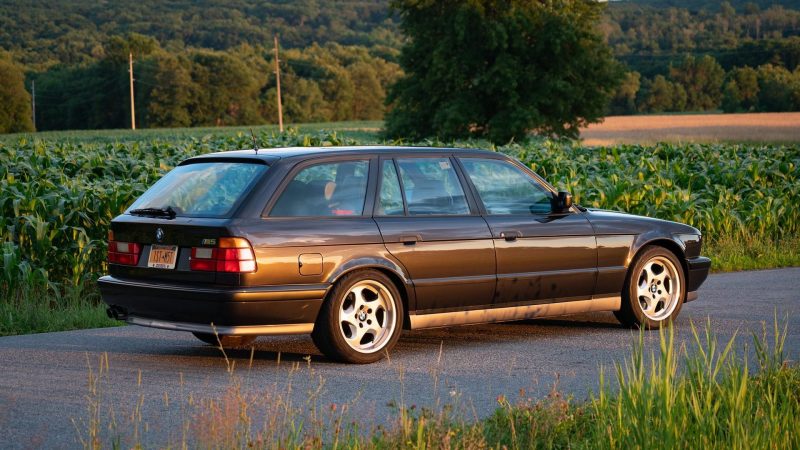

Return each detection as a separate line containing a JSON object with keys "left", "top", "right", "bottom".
{"left": 585, "top": 208, "right": 701, "bottom": 236}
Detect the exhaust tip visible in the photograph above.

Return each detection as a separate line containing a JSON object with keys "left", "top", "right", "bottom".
{"left": 106, "top": 306, "right": 128, "bottom": 321}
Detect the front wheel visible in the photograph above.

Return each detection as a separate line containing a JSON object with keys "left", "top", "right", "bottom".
{"left": 312, "top": 270, "right": 403, "bottom": 363}
{"left": 614, "top": 245, "right": 685, "bottom": 329}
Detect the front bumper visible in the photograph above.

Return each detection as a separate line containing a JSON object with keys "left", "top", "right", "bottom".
{"left": 685, "top": 256, "right": 712, "bottom": 302}
{"left": 98, "top": 275, "right": 327, "bottom": 331}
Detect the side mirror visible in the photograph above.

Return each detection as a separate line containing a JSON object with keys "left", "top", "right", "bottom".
{"left": 552, "top": 191, "right": 573, "bottom": 213}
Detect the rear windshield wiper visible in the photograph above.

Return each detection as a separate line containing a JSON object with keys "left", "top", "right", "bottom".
{"left": 129, "top": 206, "right": 177, "bottom": 219}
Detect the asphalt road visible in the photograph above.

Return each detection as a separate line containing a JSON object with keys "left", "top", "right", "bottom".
{"left": 1, "top": 268, "right": 798, "bottom": 448}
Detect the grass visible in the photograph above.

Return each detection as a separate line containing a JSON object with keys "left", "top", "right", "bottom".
{"left": 707, "top": 234, "right": 800, "bottom": 272}
{"left": 0, "top": 283, "right": 118, "bottom": 337}
{"left": 73, "top": 319, "right": 799, "bottom": 449}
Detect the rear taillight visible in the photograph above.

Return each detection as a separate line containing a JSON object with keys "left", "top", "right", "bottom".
{"left": 108, "top": 239, "right": 142, "bottom": 266}
{"left": 190, "top": 237, "right": 257, "bottom": 273}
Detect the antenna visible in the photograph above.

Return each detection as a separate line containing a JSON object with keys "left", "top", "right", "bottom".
{"left": 249, "top": 129, "right": 259, "bottom": 154}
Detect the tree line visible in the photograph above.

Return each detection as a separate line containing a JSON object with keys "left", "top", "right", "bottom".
{"left": 609, "top": 52, "right": 800, "bottom": 114}
{"left": 7, "top": 35, "right": 401, "bottom": 132}
{"left": 3, "top": 0, "right": 800, "bottom": 135}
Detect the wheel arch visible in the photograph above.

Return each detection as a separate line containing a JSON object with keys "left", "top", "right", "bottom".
{"left": 326, "top": 257, "right": 415, "bottom": 329}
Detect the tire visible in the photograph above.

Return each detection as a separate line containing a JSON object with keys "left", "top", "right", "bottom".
{"left": 312, "top": 270, "right": 404, "bottom": 364}
{"left": 614, "top": 245, "right": 685, "bottom": 329}
{"left": 192, "top": 332, "right": 256, "bottom": 348}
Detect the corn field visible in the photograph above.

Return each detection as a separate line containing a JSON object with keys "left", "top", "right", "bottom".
{"left": 0, "top": 130, "right": 798, "bottom": 301}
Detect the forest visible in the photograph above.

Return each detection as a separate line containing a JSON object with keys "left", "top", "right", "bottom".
{"left": 1, "top": 0, "right": 800, "bottom": 132}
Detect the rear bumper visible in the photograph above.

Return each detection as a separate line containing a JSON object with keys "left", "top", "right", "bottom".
{"left": 98, "top": 275, "right": 327, "bottom": 330}
{"left": 685, "top": 256, "right": 712, "bottom": 302}
{"left": 125, "top": 316, "right": 313, "bottom": 336}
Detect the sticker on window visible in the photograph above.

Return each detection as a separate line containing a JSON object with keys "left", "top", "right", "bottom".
{"left": 439, "top": 161, "right": 451, "bottom": 170}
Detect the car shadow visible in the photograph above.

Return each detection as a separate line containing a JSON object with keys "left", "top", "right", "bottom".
{"left": 49, "top": 312, "right": 628, "bottom": 366}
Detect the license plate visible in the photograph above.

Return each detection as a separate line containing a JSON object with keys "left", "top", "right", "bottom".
{"left": 148, "top": 245, "right": 178, "bottom": 269}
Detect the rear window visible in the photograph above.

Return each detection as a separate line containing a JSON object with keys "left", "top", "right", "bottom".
{"left": 127, "top": 162, "right": 267, "bottom": 218}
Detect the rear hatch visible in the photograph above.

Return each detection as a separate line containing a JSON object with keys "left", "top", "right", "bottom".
{"left": 108, "top": 159, "right": 268, "bottom": 285}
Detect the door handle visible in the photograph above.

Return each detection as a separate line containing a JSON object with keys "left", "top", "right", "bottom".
{"left": 499, "top": 231, "right": 522, "bottom": 242}
{"left": 400, "top": 234, "right": 421, "bottom": 245}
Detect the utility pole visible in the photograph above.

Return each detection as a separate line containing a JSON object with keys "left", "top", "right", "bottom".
{"left": 128, "top": 51, "right": 136, "bottom": 130}
{"left": 274, "top": 35, "right": 284, "bottom": 132}
{"left": 31, "top": 80, "right": 36, "bottom": 131}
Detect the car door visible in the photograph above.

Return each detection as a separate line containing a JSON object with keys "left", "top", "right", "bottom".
{"left": 457, "top": 156, "right": 597, "bottom": 305}
{"left": 373, "top": 156, "right": 496, "bottom": 312}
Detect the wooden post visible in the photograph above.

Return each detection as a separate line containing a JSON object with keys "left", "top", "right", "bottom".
{"left": 129, "top": 52, "right": 136, "bottom": 130}
{"left": 274, "top": 35, "right": 284, "bottom": 132}
{"left": 31, "top": 80, "right": 36, "bottom": 131}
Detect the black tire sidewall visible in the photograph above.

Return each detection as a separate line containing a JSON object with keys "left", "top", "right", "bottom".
{"left": 312, "top": 270, "right": 404, "bottom": 364}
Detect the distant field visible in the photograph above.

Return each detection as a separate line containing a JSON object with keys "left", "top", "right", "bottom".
{"left": 6, "top": 113, "right": 800, "bottom": 147}
{"left": 0, "top": 121, "right": 384, "bottom": 145}
{"left": 580, "top": 112, "right": 800, "bottom": 146}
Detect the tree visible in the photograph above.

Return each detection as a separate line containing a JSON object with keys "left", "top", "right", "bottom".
{"left": 721, "top": 66, "right": 759, "bottom": 112}
{"left": 384, "top": 0, "right": 622, "bottom": 143}
{"left": 638, "top": 75, "right": 686, "bottom": 113}
{"left": 669, "top": 55, "right": 725, "bottom": 111}
{"left": 144, "top": 54, "right": 196, "bottom": 127}
{"left": 609, "top": 71, "right": 641, "bottom": 115}
{"left": 105, "top": 33, "right": 159, "bottom": 64}
{"left": 189, "top": 49, "right": 263, "bottom": 126}
{"left": 0, "top": 55, "right": 33, "bottom": 133}
{"left": 756, "top": 64, "right": 797, "bottom": 111}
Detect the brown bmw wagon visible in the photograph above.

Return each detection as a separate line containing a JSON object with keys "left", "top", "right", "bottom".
{"left": 99, "top": 146, "right": 711, "bottom": 363}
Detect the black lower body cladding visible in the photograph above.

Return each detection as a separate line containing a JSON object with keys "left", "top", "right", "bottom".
{"left": 686, "top": 256, "right": 712, "bottom": 293}
{"left": 98, "top": 276, "right": 326, "bottom": 326}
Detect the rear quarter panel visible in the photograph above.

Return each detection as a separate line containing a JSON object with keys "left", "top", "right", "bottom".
{"left": 230, "top": 217, "right": 414, "bottom": 304}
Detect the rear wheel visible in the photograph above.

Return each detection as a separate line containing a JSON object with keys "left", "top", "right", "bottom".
{"left": 312, "top": 270, "right": 403, "bottom": 364}
{"left": 192, "top": 332, "right": 256, "bottom": 348}
{"left": 615, "top": 245, "right": 685, "bottom": 329}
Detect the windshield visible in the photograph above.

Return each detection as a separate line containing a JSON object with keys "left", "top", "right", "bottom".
{"left": 127, "top": 162, "right": 267, "bottom": 218}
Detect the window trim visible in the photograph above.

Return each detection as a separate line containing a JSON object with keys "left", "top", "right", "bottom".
{"left": 261, "top": 155, "right": 378, "bottom": 219}
{"left": 455, "top": 155, "right": 570, "bottom": 217}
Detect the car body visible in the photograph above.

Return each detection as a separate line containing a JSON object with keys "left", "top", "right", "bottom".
{"left": 99, "top": 146, "right": 711, "bottom": 363}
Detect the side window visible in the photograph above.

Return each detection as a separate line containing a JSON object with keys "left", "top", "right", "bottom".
{"left": 378, "top": 160, "right": 404, "bottom": 216}
{"left": 396, "top": 158, "right": 469, "bottom": 216}
{"left": 270, "top": 160, "right": 369, "bottom": 217}
{"left": 460, "top": 158, "right": 553, "bottom": 215}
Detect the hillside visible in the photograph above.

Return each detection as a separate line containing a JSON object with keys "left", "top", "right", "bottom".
{"left": 0, "top": 0, "right": 399, "bottom": 70}
{"left": 2, "top": 0, "right": 800, "bottom": 131}
{"left": 3, "top": 0, "right": 800, "bottom": 71}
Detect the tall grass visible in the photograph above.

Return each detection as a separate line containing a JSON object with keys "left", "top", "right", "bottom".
{"left": 74, "top": 319, "right": 798, "bottom": 448}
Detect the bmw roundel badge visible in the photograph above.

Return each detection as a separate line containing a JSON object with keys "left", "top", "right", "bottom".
{"left": 156, "top": 227, "right": 165, "bottom": 243}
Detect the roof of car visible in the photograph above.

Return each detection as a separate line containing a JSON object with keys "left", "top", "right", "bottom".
{"left": 184, "top": 145, "right": 500, "bottom": 164}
